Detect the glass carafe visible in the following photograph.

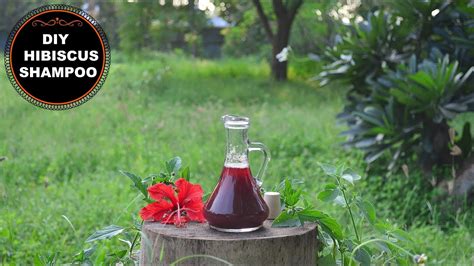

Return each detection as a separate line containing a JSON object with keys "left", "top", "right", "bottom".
{"left": 204, "top": 115, "right": 270, "bottom": 232}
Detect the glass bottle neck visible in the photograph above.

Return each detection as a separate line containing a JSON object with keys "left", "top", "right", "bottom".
{"left": 224, "top": 128, "right": 249, "bottom": 167}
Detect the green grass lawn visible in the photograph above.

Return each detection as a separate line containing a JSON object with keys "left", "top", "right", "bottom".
{"left": 0, "top": 53, "right": 472, "bottom": 264}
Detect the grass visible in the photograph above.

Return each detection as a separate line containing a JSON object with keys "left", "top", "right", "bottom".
{"left": 0, "top": 52, "right": 472, "bottom": 264}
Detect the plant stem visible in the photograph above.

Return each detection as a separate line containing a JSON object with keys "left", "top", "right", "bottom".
{"left": 349, "top": 238, "right": 415, "bottom": 266}
{"left": 129, "top": 221, "right": 144, "bottom": 258}
{"left": 336, "top": 177, "right": 361, "bottom": 242}
{"left": 340, "top": 247, "right": 345, "bottom": 265}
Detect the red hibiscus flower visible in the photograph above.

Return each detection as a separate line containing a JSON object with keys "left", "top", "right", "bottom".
{"left": 140, "top": 178, "right": 205, "bottom": 227}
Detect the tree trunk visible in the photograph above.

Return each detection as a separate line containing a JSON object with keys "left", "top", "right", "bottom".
{"left": 252, "top": 0, "right": 303, "bottom": 81}
{"left": 450, "top": 156, "right": 474, "bottom": 199}
{"left": 272, "top": 18, "right": 291, "bottom": 81}
{"left": 140, "top": 221, "right": 319, "bottom": 265}
{"left": 420, "top": 120, "right": 451, "bottom": 175}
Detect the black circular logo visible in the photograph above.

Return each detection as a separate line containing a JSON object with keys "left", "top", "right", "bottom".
{"left": 4, "top": 5, "right": 110, "bottom": 110}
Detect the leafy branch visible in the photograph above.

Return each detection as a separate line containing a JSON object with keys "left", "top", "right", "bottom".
{"left": 272, "top": 163, "right": 424, "bottom": 265}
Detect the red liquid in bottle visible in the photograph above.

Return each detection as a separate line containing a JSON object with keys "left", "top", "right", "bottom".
{"left": 204, "top": 165, "right": 269, "bottom": 229}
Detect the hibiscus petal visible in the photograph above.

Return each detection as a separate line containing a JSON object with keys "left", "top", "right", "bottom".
{"left": 175, "top": 178, "right": 204, "bottom": 205}
{"left": 139, "top": 201, "right": 173, "bottom": 221}
{"left": 147, "top": 183, "right": 177, "bottom": 206}
{"left": 184, "top": 199, "right": 206, "bottom": 222}
{"left": 187, "top": 212, "right": 205, "bottom": 223}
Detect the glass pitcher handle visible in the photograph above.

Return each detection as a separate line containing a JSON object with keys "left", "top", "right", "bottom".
{"left": 248, "top": 141, "right": 270, "bottom": 187}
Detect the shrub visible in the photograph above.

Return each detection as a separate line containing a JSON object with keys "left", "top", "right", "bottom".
{"left": 321, "top": 0, "right": 474, "bottom": 175}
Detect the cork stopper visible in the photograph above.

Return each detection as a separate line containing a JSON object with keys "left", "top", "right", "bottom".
{"left": 264, "top": 192, "right": 282, "bottom": 219}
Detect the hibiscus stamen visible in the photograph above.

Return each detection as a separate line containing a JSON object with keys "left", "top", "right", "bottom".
{"left": 176, "top": 202, "right": 186, "bottom": 227}
{"left": 161, "top": 209, "right": 180, "bottom": 224}
{"left": 160, "top": 207, "right": 194, "bottom": 225}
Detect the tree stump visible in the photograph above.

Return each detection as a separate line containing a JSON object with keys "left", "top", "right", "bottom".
{"left": 140, "top": 220, "right": 318, "bottom": 265}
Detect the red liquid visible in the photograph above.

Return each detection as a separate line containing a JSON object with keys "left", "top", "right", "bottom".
{"left": 204, "top": 166, "right": 269, "bottom": 229}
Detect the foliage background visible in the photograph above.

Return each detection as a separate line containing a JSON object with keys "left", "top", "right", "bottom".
{"left": 0, "top": 0, "right": 473, "bottom": 264}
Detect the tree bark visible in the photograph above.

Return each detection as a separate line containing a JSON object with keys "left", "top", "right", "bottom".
{"left": 252, "top": 0, "right": 303, "bottom": 81}
{"left": 272, "top": 18, "right": 292, "bottom": 81}
{"left": 140, "top": 221, "right": 319, "bottom": 265}
{"left": 420, "top": 119, "right": 451, "bottom": 175}
{"left": 251, "top": 0, "right": 274, "bottom": 42}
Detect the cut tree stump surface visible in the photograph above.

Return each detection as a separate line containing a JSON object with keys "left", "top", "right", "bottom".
{"left": 140, "top": 220, "right": 318, "bottom": 265}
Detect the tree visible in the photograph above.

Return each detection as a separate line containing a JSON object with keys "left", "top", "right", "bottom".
{"left": 251, "top": 0, "right": 304, "bottom": 81}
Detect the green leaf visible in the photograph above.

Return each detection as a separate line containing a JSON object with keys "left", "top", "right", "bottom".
{"left": 280, "top": 179, "right": 302, "bottom": 207}
{"left": 390, "top": 89, "right": 419, "bottom": 106}
{"left": 94, "top": 247, "right": 106, "bottom": 265}
{"left": 354, "top": 111, "right": 384, "bottom": 127}
{"left": 181, "top": 166, "right": 191, "bottom": 180}
{"left": 74, "top": 245, "right": 96, "bottom": 263}
{"left": 83, "top": 245, "right": 96, "bottom": 258}
{"left": 354, "top": 246, "right": 371, "bottom": 266}
{"left": 374, "top": 221, "right": 392, "bottom": 234}
{"left": 451, "top": 36, "right": 474, "bottom": 47}
{"left": 408, "top": 71, "right": 437, "bottom": 94}
{"left": 364, "top": 146, "right": 389, "bottom": 163}
{"left": 373, "top": 241, "right": 391, "bottom": 254}
{"left": 86, "top": 225, "right": 125, "bottom": 243}
{"left": 318, "top": 183, "right": 344, "bottom": 206}
{"left": 375, "top": 222, "right": 413, "bottom": 243}
{"left": 120, "top": 170, "right": 148, "bottom": 199}
{"left": 319, "top": 254, "right": 337, "bottom": 266}
{"left": 166, "top": 157, "right": 182, "bottom": 174}
{"left": 356, "top": 199, "right": 377, "bottom": 224}
{"left": 271, "top": 211, "right": 302, "bottom": 227}
{"left": 341, "top": 169, "right": 361, "bottom": 185}
{"left": 390, "top": 228, "right": 412, "bottom": 243}
{"left": 318, "top": 162, "right": 337, "bottom": 176}
{"left": 111, "top": 249, "right": 128, "bottom": 259}
{"left": 297, "top": 208, "right": 344, "bottom": 240}
{"left": 319, "top": 230, "right": 335, "bottom": 247}
{"left": 354, "top": 138, "right": 377, "bottom": 148}
{"left": 142, "top": 174, "right": 156, "bottom": 184}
